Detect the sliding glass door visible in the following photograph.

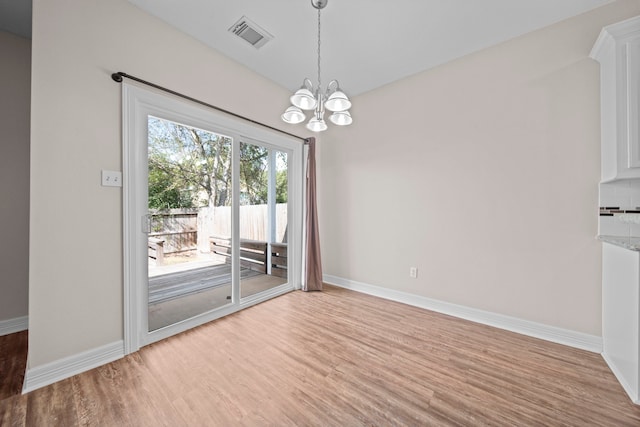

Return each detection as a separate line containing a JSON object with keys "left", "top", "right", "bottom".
{"left": 122, "top": 83, "right": 303, "bottom": 352}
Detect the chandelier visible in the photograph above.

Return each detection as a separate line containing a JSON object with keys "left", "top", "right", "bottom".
{"left": 281, "top": 0, "right": 353, "bottom": 132}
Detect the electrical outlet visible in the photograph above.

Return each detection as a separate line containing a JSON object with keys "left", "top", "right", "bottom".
{"left": 409, "top": 267, "right": 418, "bottom": 278}
{"left": 102, "top": 170, "right": 122, "bottom": 187}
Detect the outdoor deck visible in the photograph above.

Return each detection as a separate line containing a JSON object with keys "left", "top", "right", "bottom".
{"left": 147, "top": 261, "right": 288, "bottom": 331}
{"left": 149, "top": 264, "right": 260, "bottom": 304}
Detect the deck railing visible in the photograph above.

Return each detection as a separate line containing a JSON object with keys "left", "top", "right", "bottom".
{"left": 271, "top": 243, "right": 288, "bottom": 278}
{"left": 210, "top": 236, "right": 288, "bottom": 277}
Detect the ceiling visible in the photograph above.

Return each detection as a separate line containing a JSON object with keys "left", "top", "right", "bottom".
{"left": 127, "top": 0, "right": 612, "bottom": 96}
{"left": 0, "top": 0, "right": 612, "bottom": 96}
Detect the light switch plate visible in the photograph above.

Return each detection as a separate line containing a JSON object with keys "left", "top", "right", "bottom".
{"left": 101, "top": 170, "right": 122, "bottom": 187}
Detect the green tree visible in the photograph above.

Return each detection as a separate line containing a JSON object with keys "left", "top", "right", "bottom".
{"left": 275, "top": 151, "right": 288, "bottom": 203}
{"left": 148, "top": 118, "right": 285, "bottom": 209}
{"left": 148, "top": 117, "right": 232, "bottom": 208}
{"left": 148, "top": 165, "right": 194, "bottom": 209}
{"left": 239, "top": 142, "right": 268, "bottom": 205}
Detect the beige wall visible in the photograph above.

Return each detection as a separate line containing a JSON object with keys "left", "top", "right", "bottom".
{"left": 0, "top": 31, "right": 30, "bottom": 323}
{"left": 29, "top": 0, "right": 301, "bottom": 367}
{"left": 319, "top": 0, "right": 640, "bottom": 336}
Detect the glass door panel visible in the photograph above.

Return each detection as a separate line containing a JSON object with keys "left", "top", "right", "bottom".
{"left": 239, "top": 142, "right": 288, "bottom": 298}
{"left": 146, "top": 116, "right": 233, "bottom": 331}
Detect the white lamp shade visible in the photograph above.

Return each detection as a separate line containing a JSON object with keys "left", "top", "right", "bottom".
{"left": 325, "top": 90, "right": 351, "bottom": 112}
{"left": 306, "top": 117, "right": 328, "bottom": 132}
{"left": 290, "top": 88, "right": 317, "bottom": 110}
{"left": 281, "top": 106, "right": 306, "bottom": 124}
{"left": 329, "top": 110, "right": 353, "bottom": 126}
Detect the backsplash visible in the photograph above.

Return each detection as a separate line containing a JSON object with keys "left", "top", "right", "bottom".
{"left": 599, "top": 179, "right": 640, "bottom": 237}
{"left": 599, "top": 207, "right": 640, "bottom": 215}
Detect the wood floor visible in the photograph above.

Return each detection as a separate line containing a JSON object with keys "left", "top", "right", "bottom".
{"left": 0, "top": 330, "right": 27, "bottom": 401}
{"left": 2, "top": 285, "right": 640, "bottom": 426}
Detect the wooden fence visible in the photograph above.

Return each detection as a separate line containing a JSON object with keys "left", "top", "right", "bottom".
{"left": 148, "top": 209, "right": 198, "bottom": 255}
{"left": 149, "top": 204, "right": 288, "bottom": 258}
{"left": 211, "top": 204, "right": 288, "bottom": 243}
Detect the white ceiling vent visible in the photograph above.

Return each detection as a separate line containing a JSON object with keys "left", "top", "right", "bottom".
{"left": 229, "top": 16, "right": 273, "bottom": 49}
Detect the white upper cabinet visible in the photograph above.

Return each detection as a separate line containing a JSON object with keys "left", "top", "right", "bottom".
{"left": 591, "top": 16, "right": 640, "bottom": 182}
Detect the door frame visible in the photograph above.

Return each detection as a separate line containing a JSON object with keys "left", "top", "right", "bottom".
{"left": 122, "top": 82, "right": 303, "bottom": 354}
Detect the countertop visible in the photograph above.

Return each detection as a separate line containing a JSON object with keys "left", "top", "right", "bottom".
{"left": 598, "top": 235, "right": 640, "bottom": 251}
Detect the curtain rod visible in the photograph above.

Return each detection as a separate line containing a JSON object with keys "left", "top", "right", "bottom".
{"left": 111, "top": 71, "right": 309, "bottom": 144}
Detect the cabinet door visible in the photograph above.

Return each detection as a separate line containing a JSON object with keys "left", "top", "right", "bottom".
{"left": 626, "top": 38, "right": 640, "bottom": 169}
{"left": 602, "top": 243, "right": 640, "bottom": 403}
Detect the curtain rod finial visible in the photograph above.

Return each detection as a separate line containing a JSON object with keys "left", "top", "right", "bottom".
{"left": 111, "top": 73, "right": 123, "bottom": 83}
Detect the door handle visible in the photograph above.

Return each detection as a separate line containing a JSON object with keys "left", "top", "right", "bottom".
{"left": 141, "top": 214, "right": 151, "bottom": 234}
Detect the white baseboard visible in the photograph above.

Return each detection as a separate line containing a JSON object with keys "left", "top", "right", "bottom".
{"left": 23, "top": 340, "right": 125, "bottom": 394}
{"left": 602, "top": 352, "right": 640, "bottom": 404}
{"left": 324, "top": 275, "right": 603, "bottom": 353}
{"left": 0, "top": 316, "right": 28, "bottom": 336}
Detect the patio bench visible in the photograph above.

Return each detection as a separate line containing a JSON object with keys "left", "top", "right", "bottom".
{"left": 148, "top": 237, "right": 165, "bottom": 266}
{"left": 209, "top": 235, "right": 268, "bottom": 274}
{"left": 270, "top": 243, "right": 287, "bottom": 278}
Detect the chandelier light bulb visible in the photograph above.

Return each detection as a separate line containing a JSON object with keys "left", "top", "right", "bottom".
{"left": 307, "top": 117, "right": 328, "bottom": 132}
{"left": 325, "top": 90, "right": 351, "bottom": 112}
{"left": 329, "top": 110, "right": 353, "bottom": 126}
{"left": 290, "top": 88, "right": 317, "bottom": 110}
{"left": 281, "top": 106, "right": 306, "bottom": 124}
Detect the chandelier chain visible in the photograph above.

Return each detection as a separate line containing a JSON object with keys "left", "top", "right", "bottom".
{"left": 317, "top": 6, "right": 321, "bottom": 90}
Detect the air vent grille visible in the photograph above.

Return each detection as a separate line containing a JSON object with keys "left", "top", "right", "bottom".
{"left": 229, "top": 16, "right": 273, "bottom": 49}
